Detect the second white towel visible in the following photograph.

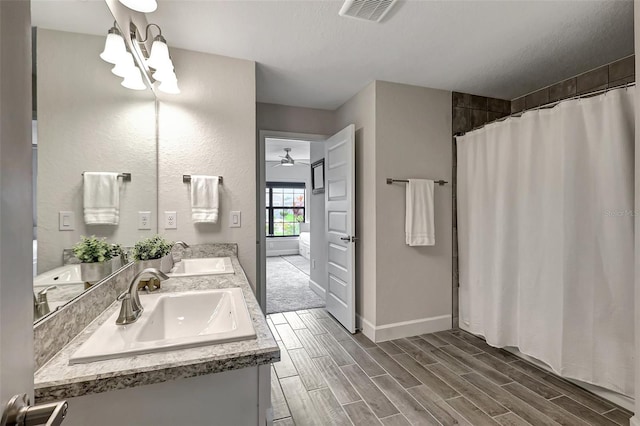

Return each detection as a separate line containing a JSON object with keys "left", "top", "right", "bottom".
{"left": 190, "top": 175, "right": 219, "bottom": 223}
{"left": 83, "top": 172, "right": 120, "bottom": 225}
{"left": 405, "top": 179, "right": 435, "bottom": 246}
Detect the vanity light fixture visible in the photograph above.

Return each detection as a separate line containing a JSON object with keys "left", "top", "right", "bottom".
{"left": 132, "top": 23, "right": 180, "bottom": 94}
{"left": 99, "top": 24, "right": 126, "bottom": 64}
{"left": 118, "top": 0, "right": 157, "bottom": 13}
{"left": 121, "top": 66, "right": 146, "bottom": 91}
{"left": 111, "top": 51, "right": 136, "bottom": 78}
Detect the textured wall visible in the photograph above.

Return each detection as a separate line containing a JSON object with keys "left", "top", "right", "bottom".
{"left": 257, "top": 102, "right": 336, "bottom": 136}
{"left": 37, "top": 29, "right": 156, "bottom": 273}
{"left": 335, "top": 82, "right": 377, "bottom": 328}
{"left": 309, "top": 142, "right": 327, "bottom": 293}
{"left": 158, "top": 48, "right": 257, "bottom": 287}
{"left": 375, "top": 81, "right": 452, "bottom": 327}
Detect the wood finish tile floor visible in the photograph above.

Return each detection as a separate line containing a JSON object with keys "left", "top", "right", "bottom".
{"left": 268, "top": 309, "right": 633, "bottom": 426}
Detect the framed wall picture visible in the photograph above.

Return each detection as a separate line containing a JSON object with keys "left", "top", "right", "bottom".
{"left": 311, "top": 159, "right": 325, "bottom": 194}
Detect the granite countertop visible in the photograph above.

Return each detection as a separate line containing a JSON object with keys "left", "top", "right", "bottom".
{"left": 34, "top": 256, "right": 279, "bottom": 402}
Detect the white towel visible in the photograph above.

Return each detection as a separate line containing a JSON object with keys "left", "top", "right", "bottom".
{"left": 405, "top": 179, "right": 435, "bottom": 246}
{"left": 190, "top": 175, "right": 219, "bottom": 223}
{"left": 83, "top": 172, "right": 120, "bottom": 225}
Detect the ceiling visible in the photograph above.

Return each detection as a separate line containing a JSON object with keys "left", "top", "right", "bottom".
{"left": 265, "top": 138, "right": 310, "bottom": 163}
{"left": 32, "top": 0, "right": 634, "bottom": 110}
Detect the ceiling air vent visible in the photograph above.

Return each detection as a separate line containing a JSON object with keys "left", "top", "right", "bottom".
{"left": 339, "top": 0, "right": 398, "bottom": 23}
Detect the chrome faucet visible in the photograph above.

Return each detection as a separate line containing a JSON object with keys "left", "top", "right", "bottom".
{"left": 33, "top": 286, "right": 57, "bottom": 320}
{"left": 116, "top": 268, "right": 169, "bottom": 325}
{"left": 173, "top": 241, "right": 189, "bottom": 250}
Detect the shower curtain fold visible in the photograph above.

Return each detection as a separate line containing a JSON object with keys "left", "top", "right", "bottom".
{"left": 457, "top": 87, "right": 635, "bottom": 397}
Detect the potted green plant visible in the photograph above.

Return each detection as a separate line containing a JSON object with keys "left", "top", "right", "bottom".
{"left": 131, "top": 235, "right": 174, "bottom": 273}
{"left": 109, "top": 243, "right": 126, "bottom": 271}
{"left": 73, "top": 235, "right": 113, "bottom": 283}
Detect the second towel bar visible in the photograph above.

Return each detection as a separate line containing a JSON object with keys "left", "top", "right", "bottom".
{"left": 183, "top": 175, "right": 223, "bottom": 184}
{"left": 387, "top": 178, "right": 447, "bottom": 186}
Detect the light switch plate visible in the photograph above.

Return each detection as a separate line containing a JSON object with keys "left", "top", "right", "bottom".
{"left": 230, "top": 211, "right": 241, "bottom": 228}
{"left": 138, "top": 211, "right": 151, "bottom": 230}
{"left": 59, "top": 211, "right": 75, "bottom": 231}
{"left": 164, "top": 211, "right": 177, "bottom": 229}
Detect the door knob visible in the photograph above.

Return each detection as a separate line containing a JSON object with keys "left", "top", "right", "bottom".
{"left": 340, "top": 236, "right": 357, "bottom": 243}
{"left": 1, "top": 394, "right": 68, "bottom": 426}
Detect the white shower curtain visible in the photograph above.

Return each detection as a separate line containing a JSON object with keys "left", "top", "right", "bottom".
{"left": 457, "top": 87, "right": 635, "bottom": 397}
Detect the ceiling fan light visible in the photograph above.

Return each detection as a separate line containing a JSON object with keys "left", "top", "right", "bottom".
{"left": 111, "top": 52, "right": 135, "bottom": 78}
{"left": 121, "top": 66, "right": 146, "bottom": 91}
{"left": 146, "top": 36, "right": 171, "bottom": 70}
{"left": 99, "top": 28, "right": 126, "bottom": 64}
{"left": 118, "top": 0, "right": 157, "bottom": 13}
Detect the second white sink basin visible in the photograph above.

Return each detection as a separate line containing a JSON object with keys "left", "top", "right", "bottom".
{"left": 69, "top": 288, "right": 255, "bottom": 365}
{"left": 168, "top": 257, "right": 234, "bottom": 277}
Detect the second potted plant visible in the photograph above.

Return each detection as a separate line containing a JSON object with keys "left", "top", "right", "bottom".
{"left": 73, "top": 235, "right": 113, "bottom": 284}
{"left": 131, "top": 235, "right": 174, "bottom": 273}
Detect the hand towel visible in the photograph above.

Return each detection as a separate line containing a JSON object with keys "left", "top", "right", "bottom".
{"left": 405, "top": 179, "right": 435, "bottom": 246}
{"left": 191, "top": 175, "right": 219, "bottom": 223}
{"left": 83, "top": 172, "right": 120, "bottom": 225}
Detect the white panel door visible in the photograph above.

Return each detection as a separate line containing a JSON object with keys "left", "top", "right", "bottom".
{"left": 324, "top": 125, "right": 356, "bottom": 333}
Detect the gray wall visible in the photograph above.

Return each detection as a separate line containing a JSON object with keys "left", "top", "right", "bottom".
{"left": 257, "top": 102, "right": 335, "bottom": 135}
{"left": 309, "top": 142, "right": 326, "bottom": 294}
{"left": 158, "top": 48, "right": 257, "bottom": 287}
{"left": 335, "top": 82, "right": 377, "bottom": 328}
{"left": 375, "top": 81, "right": 452, "bottom": 327}
{"left": 37, "top": 29, "right": 156, "bottom": 273}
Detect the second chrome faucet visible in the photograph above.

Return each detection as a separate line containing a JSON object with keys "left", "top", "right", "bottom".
{"left": 116, "top": 268, "right": 169, "bottom": 325}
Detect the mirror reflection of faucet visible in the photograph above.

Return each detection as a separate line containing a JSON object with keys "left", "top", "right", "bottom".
{"left": 33, "top": 286, "right": 57, "bottom": 320}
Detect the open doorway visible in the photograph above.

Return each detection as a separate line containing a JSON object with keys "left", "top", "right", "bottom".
{"left": 264, "top": 138, "right": 324, "bottom": 314}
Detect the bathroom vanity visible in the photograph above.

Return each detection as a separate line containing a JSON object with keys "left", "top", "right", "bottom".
{"left": 33, "top": 245, "right": 278, "bottom": 426}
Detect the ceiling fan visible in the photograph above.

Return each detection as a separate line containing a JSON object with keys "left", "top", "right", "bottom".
{"left": 272, "top": 148, "right": 309, "bottom": 168}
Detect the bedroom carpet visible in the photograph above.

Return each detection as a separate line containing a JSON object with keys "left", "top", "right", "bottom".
{"left": 281, "top": 254, "right": 311, "bottom": 276}
{"left": 267, "top": 256, "right": 324, "bottom": 314}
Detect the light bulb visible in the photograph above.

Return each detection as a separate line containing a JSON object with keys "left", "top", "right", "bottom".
{"left": 121, "top": 66, "right": 146, "bottom": 91}
{"left": 111, "top": 52, "right": 135, "bottom": 78}
{"left": 146, "top": 35, "right": 172, "bottom": 70}
{"left": 118, "top": 0, "right": 157, "bottom": 13}
{"left": 99, "top": 28, "right": 126, "bottom": 65}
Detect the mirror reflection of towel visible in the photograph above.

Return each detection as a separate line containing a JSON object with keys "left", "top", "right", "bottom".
{"left": 191, "top": 175, "right": 219, "bottom": 223}
{"left": 405, "top": 179, "right": 434, "bottom": 246}
{"left": 83, "top": 172, "right": 119, "bottom": 225}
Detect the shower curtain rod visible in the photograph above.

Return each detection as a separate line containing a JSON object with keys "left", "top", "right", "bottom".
{"left": 454, "top": 81, "right": 636, "bottom": 137}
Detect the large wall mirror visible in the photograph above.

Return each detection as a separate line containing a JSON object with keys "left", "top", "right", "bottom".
{"left": 32, "top": 1, "right": 157, "bottom": 322}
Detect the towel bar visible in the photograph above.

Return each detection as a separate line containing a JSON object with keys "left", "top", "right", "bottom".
{"left": 387, "top": 178, "right": 447, "bottom": 186}
{"left": 183, "top": 175, "right": 223, "bottom": 184}
{"left": 81, "top": 172, "right": 131, "bottom": 182}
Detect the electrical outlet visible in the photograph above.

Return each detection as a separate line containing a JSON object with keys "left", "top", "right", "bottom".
{"left": 138, "top": 211, "right": 151, "bottom": 230}
{"left": 230, "top": 211, "right": 241, "bottom": 228}
{"left": 164, "top": 211, "right": 177, "bottom": 229}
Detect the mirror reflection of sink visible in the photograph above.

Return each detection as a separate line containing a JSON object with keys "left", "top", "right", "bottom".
{"left": 168, "top": 257, "right": 234, "bottom": 277}
{"left": 69, "top": 288, "right": 255, "bottom": 365}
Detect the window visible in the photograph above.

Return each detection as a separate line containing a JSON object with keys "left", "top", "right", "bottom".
{"left": 266, "top": 182, "right": 305, "bottom": 237}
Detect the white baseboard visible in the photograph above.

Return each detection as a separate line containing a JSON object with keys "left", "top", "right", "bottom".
{"left": 308, "top": 279, "right": 325, "bottom": 298}
{"left": 356, "top": 314, "right": 452, "bottom": 343}
{"left": 266, "top": 249, "right": 299, "bottom": 257}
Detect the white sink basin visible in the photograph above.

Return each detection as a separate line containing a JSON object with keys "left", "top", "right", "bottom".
{"left": 69, "top": 288, "right": 255, "bottom": 365}
{"left": 168, "top": 257, "right": 234, "bottom": 277}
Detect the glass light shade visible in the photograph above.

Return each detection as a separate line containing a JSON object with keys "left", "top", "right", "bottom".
{"left": 111, "top": 52, "right": 135, "bottom": 78}
{"left": 121, "top": 66, "right": 146, "bottom": 91}
{"left": 146, "top": 38, "right": 171, "bottom": 70}
{"left": 118, "top": 0, "right": 157, "bottom": 13}
{"left": 152, "top": 63, "right": 175, "bottom": 82}
{"left": 99, "top": 32, "right": 126, "bottom": 64}
{"left": 158, "top": 76, "right": 180, "bottom": 94}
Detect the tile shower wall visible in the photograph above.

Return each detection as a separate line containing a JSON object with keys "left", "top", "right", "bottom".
{"left": 450, "top": 55, "right": 635, "bottom": 327}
